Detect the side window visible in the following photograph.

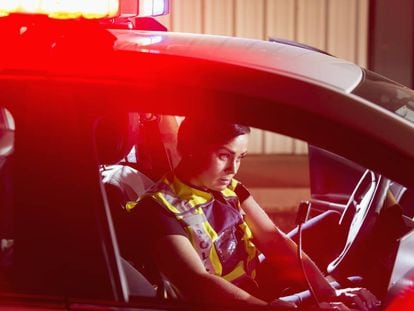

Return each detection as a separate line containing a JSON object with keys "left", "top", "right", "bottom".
{"left": 95, "top": 113, "right": 310, "bottom": 274}
{"left": 94, "top": 112, "right": 409, "bottom": 306}
{"left": 96, "top": 113, "right": 404, "bottom": 304}
{"left": 94, "top": 114, "right": 313, "bottom": 301}
{"left": 0, "top": 107, "right": 15, "bottom": 290}
{"left": 94, "top": 113, "right": 310, "bottom": 239}
{"left": 236, "top": 129, "right": 310, "bottom": 233}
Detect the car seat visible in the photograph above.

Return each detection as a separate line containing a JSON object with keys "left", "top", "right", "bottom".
{"left": 95, "top": 113, "right": 154, "bottom": 202}
{"left": 94, "top": 113, "right": 159, "bottom": 296}
{"left": 95, "top": 113, "right": 184, "bottom": 299}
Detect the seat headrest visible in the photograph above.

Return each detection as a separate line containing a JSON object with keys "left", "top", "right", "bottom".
{"left": 94, "top": 114, "right": 135, "bottom": 165}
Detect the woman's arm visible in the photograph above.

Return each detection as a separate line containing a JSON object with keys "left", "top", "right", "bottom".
{"left": 241, "top": 195, "right": 336, "bottom": 298}
{"left": 241, "top": 195, "right": 380, "bottom": 310}
{"left": 154, "top": 234, "right": 268, "bottom": 306}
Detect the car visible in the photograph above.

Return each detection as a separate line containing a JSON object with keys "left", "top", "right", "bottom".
{"left": 0, "top": 0, "right": 414, "bottom": 310}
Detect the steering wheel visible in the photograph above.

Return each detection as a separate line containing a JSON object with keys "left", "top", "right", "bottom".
{"left": 327, "top": 170, "right": 390, "bottom": 276}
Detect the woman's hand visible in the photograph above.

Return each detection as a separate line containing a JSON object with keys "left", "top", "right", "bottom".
{"left": 333, "top": 287, "right": 381, "bottom": 310}
{"left": 313, "top": 302, "right": 351, "bottom": 310}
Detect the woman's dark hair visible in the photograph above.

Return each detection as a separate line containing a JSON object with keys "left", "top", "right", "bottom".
{"left": 177, "top": 116, "right": 251, "bottom": 156}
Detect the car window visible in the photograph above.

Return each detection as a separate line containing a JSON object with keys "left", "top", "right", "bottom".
{"left": 95, "top": 113, "right": 311, "bottom": 226}
{"left": 95, "top": 113, "right": 314, "bottom": 296}
{"left": 354, "top": 69, "right": 414, "bottom": 125}
{"left": 92, "top": 112, "right": 414, "bottom": 308}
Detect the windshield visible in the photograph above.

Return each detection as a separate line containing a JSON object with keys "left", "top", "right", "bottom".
{"left": 352, "top": 69, "right": 414, "bottom": 124}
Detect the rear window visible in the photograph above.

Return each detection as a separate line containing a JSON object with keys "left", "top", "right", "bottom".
{"left": 353, "top": 69, "right": 414, "bottom": 124}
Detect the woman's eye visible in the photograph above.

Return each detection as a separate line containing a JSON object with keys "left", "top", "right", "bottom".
{"left": 218, "top": 153, "right": 230, "bottom": 160}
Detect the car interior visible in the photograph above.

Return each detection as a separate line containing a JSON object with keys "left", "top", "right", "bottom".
{"left": 93, "top": 112, "right": 183, "bottom": 299}
{"left": 1, "top": 106, "right": 414, "bottom": 308}
{"left": 91, "top": 112, "right": 414, "bottom": 304}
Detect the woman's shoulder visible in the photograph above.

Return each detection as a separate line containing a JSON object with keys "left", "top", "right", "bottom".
{"left": 129, "top": 195, "right": 187, "bottom": 237}
{"left": 234, "top": 182, "right": 251, "bottom": 203}
{"left": 226, "top": 179, "right": 251, "bottom": 203}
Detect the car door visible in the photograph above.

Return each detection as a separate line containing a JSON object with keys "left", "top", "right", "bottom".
{"left": 0, "top": 80, "right": 134, "bottom": 307}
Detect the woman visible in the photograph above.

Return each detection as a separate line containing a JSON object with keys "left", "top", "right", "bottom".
{"left": 127, "top": 117, "right": 379, "bottom": 309}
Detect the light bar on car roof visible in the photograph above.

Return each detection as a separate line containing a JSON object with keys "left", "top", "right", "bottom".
{"left": 120, "top": 0, "right": 169, "bottom": 17}
{"left": 139, "top": 0, "right": 169, "bottom": 16}
{"left": 0, "top": 0, "right": 120, "bottom": 19}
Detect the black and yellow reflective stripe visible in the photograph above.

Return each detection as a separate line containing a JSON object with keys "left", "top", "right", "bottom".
{"left": 220, "top": 178, "right": 239, "bottom": 198}
{"left": 169, "top": 175, "right": 212, "bottom": 206}
{"left": 201, "top": 218, "right": 222, "bottom": 275}
{"left": 239, "top": 222, "right": 258, "bottom": 276}
{"left": 222, "top": 260, "right": 247, "bottom": 282}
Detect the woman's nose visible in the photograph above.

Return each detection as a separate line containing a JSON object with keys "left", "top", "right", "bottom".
{"left": 225, "top": 159, "right": 238, "bottom": 174}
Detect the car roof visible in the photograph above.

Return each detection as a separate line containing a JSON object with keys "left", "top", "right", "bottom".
{"left": 111, "top": 30, "right": 363, "bottom": 93}
{"left": 0, "top": 18, "right": 362, "bottom": 93}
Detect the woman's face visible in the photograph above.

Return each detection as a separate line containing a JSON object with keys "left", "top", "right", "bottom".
{"left": 191, "top": 133, "right": 249, "bottom": 191}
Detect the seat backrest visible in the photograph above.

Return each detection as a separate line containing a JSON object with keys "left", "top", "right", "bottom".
{"left": 95, "top": 113, "right": 154, "bottom": 200}
{"left": 94, "top": 114, "right": 186, "bottom": 299}
{"left": 94, "top": 114, "right": 160, "bottom": 292}
{"left": 121, "top": 257, "right": 156, "bottom": 298}
{"left": 101, "top": 164, "right": 153, "bottom": 203}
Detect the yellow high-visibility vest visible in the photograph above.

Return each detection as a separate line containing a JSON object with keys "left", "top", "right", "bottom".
{"left": 133, "top": 173, "right": 259, "bottom": 285}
